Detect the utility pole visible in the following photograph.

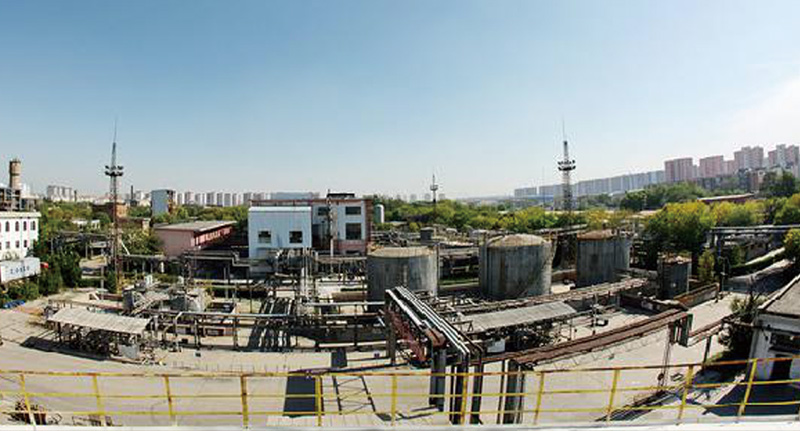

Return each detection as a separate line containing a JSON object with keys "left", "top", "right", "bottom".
{"left": 104, "top": 122, "right": 124, "bottom": 291}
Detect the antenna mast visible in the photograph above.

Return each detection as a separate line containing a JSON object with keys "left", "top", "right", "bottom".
{"left": 104, "top": 121, "right": 124, "bottom": 291}
{"left": 557, "top": 124, "right": 576, "bottom": 213}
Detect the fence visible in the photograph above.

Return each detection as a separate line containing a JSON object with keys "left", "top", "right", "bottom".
{"left": 1, "top": 355, "right": 799, "bottom": 427}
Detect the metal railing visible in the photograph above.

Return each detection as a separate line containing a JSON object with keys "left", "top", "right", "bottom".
{"left": 1, "top": 355, "right": 799, "bottom": 427}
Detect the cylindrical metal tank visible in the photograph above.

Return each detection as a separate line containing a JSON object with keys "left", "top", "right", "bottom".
{"left": 9, "top": 158, "right": 21, "bottom": 191}
{"left": 374, "top": 204, "right": 385, "bottom": 225}
{"left": 367, "top": 246, "right": 438, "bottom": 302}
{"left": 480, "top": 234, "right": 552, "bottom": 299}
{"left": 576, "top": 230, "right": 632, "bottom": 287}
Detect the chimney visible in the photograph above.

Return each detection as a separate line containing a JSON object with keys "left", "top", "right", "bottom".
{"left": 9, "top": 158, "right": 21, "bottom": 191}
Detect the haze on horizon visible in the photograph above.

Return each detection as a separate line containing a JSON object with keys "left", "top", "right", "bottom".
{"left": 2, "top": 0, "right": 800, "bottom": 198}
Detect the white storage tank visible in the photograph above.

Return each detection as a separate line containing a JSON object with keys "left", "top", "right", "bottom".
{"left": 480, "top": 234, "right": 552, "bottom": 299}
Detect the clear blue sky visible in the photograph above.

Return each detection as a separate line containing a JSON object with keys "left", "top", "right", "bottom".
{"left": 2, "top": 0, "right": 800, "bottom": 198}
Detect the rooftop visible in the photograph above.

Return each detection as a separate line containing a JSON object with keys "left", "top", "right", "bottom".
{"left": 468, "top": 301, "right": 576, "bottom": 333}
{"left": 761, "top": 274, "right": 800, "bottom": 318}
{"left": 249, "top": 206, "right": 312, "bottom": 213}
{"left": 0, "top": 211, "right": 40, "bottom": 218}
{"left": 153, "top": 220, "right": 235, "bottom": 233}
{"left": 370, "top": 246, "right": 433, "bottom": 258}
{"left": 486, "top": 234, "right": 546, "bottom": 248}
{"left": 578, "top": 230, "right": 617, "bottom": 240}
{"left": 47, "top": 308, "right": 151, "bottom": 335}
{"left": 698, "top": 193, "right": 755, "bottom": 203}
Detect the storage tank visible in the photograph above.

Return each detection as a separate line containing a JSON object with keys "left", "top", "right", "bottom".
{"left": 480, "top": 234, "right": 552, "bottom": 299}
{"left": 658, "top": 255, "right": 691, "bottom": 299}
{"left": 576, "top": 230, "right": 632, "bottom": 287}
{"left": 367, "top": 246, "right": 438, "bottom": 302}
{"left": 374, "top": 204, "right": 385, "bottom": 225}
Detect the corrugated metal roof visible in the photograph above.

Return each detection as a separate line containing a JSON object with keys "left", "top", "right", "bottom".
{"left": 153, "top": 220, "right": 235, "bottom": 233}
{"left": 468, "top": 301, "right": 576, "bottom": 333}
{"left": 764, "top": 275, "right": 800, "bottom": 318}
{"left": 48, "top": 308, "right": 151, "bottom": 335}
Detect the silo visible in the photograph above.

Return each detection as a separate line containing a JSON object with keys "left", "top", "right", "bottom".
{"left": 367, "top": 247, "right": 438, "bottom": 302}
{"left": 576, "top": 230, "right": 632, "bottom": 287}
{"left": 480, "top": 234, "right": 552, "bottom": 300}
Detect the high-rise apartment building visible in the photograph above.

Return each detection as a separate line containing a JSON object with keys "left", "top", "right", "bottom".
{"left": 664, "top": 158, "right": 695, "bottom": 183}
{"left": 734, "top": 146, "right": 765, "bottom": 170}
{"left": 698, "top": 155, "right": 725, "bottom": 179}
{"left": 768, "top": 144, "right": 800, "bottom": 169}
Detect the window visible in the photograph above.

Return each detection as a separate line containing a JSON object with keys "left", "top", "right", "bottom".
{"left": 31, "top": 221, "right": 36, "bottom": 230}
{"left": 4, "top": 221, "right": 8, "bottom": 231}
{"left": 23, "top": 240, "right": 28, "bottom": 248}
{"left": 345, "top": 206, "right": 361, "bottom": 215}
{"left": 345, "top": 223, "right": 362, "bottom": 240}
{"left": 23, "top": 221, "right": 27, "bottom": 231}
{"left": 15, "top": 221, "right": 19, "bottom": 231}
{"left": 15, "top": 241, "right": 20, "bottom": 248}
{"left": 4, "top": 242, "right": 9, "bottom": 249}
{"left": 317, "top": 207, "right": 329, "bottom": 216}
{"left": 289, "top": 230, "right": 303, "bottom": 244}
{"left": 258, "top": 230, "right": 272, "bottom": 244}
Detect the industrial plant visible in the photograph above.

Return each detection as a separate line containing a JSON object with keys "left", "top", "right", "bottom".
{"left": 4, "top": 130, "right": 800, "bottom": 430}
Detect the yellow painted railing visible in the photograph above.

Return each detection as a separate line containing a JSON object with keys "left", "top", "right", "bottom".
{"left": 1, "top": 356, "right": 799, "bottom": 426}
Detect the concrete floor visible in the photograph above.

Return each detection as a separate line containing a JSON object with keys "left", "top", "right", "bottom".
{"left": 0, "top": 291, "right": 753, "bottom": 427}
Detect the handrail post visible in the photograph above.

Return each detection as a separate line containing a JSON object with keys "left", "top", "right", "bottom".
{"left": 677, "top": 365, "right": 694, "bottom": 422}
{"left": 605, "top": 369, "right": 621, "bottom": 422}
{"left": 533, "top": 371, "right": 546, "bottom": 425}
{"left": 391, "top": 374, "right": 397, "bottom": 426}
{"left": 240, "top": 375, "right": 249, "bottom": 428}
{"left": 314, "top": 374, "right": 323, "bottom": 426}
{"left": 459, "top": 368, "right": 469, "bottom": 425}
{"left": 163, "top": 376, "right": 176, "bottom": 425}
{"left": 18, "top": 374, "right": 35, "bottom": 426}
{"left": 738, "top": 359, "right": 760, "bottom": 418}
{"left": 91, "top": 374, "right": 107, "bottom": 426}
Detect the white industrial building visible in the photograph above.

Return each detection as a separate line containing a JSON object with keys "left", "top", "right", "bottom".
{"left": 749, "top": 274, "right": 800, "bottom": 382}
{"left": 248, "top": 206, "right": 312, "bottom": 258}
{"left": 250, "top": 193, "right": 372, "bottom": 255}
{"left": 0, "top": 211, "right": 40, "bottom": 261}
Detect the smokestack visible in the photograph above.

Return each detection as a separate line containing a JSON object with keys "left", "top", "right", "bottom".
{"left": 9, "top": 158, "right": 21, "bottom": 191}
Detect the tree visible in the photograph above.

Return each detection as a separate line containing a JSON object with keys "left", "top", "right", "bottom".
{"left": 698, "top": 250, "right": 716, "bottom": 284}
{"left": 762, "top": 171, "right": 797, "bottom": 198}
{"left": 775, "top": 194, "right": 800, "bottom": 225}
{"left": 38, "top": 264, "right": 63, "bottom": 296}
{"left": 104, "top": 269, "right": 118, "bottom": 293}
{"left": 711, "top": 201, "right": 763, "bottom": 227}
{"left": 620, "top": 191, "right": 646, "bottom": 212}
{"left": 720, "top": 295, "right": 764, "bottom": 358}
{"left": 784, "top": 228, "right": 800, "bottom": 263}
{"left": 643, "top": 201, "right": 714, "bottom": 267}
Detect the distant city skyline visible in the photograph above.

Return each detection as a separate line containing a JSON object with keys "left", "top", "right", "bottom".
{"left": 3, "top": 1, "right": 800, "bottom": 198}
{"left": 22, "top": 140, "right": 800, "bottom": 202}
